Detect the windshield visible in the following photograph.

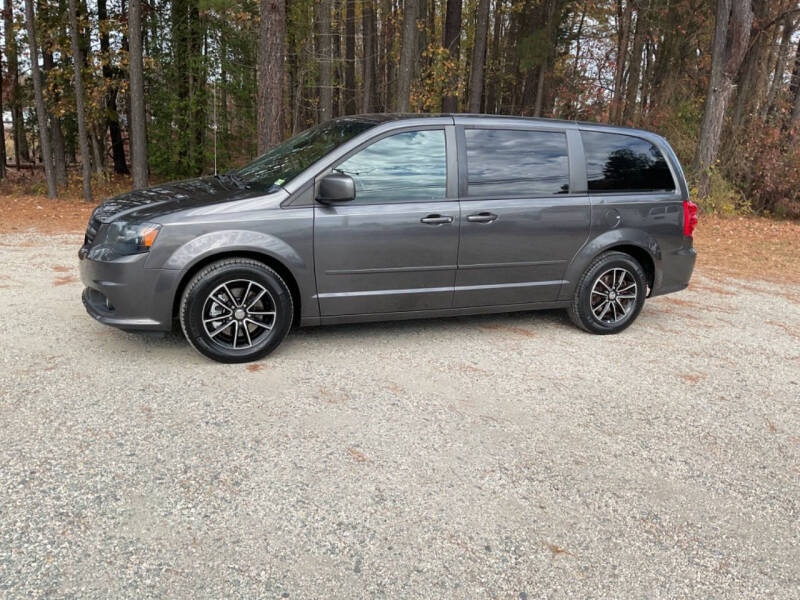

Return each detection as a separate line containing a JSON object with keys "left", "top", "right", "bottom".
{"left": 234, "top": 118, "right": 377, "bottom": 190}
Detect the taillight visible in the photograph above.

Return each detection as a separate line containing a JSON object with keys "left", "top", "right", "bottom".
{"left": 683, "top": 200, "right": 698, "bottom": 237}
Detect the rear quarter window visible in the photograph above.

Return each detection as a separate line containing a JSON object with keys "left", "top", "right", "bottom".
{"left": 581, "top": 131, "right": 675, "bottom": 193}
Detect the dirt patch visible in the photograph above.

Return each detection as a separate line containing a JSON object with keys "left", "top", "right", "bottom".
{"left": 479, "top": 324, "right": 537, "bottom": 337}
{"left": 688, "top": 281, "right": 737, "bottom": 297}
{"left": 348, "top": 447, "right": 370, "bottom": 462}
{"left": 53, "top": 275, "right": 78, "bottom": 286}
{"left": 693, "top": 215, "right": 800, "bottom": 284}
{"left": 0, "top": 174, "right": 137, "bottom": 234}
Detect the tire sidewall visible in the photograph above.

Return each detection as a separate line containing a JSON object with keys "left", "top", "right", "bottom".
{"left": 182, "top": 263, "right": 293, "bottom": 363}
{"left": 577, "top": 254, "right": 646, "bottom": 334}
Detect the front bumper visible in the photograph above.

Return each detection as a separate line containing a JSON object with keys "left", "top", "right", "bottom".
{"left": 79, "top": 247, "right": 180, "bottom": 332}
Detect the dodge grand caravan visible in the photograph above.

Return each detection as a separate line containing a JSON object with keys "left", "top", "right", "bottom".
{"left": 79, "top": 114, "right": 697, "bottom": 363}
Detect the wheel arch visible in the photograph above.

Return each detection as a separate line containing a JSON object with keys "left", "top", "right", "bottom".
{"left": 561, "top": 229, "right": 661, "bottom": 299}
{"left": 171, "top": 250, "right": 302, "bottom": 328}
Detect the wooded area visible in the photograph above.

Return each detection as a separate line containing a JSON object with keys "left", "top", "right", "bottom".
{"left": 1, "top": 0, "right": 800, "bottom": 216}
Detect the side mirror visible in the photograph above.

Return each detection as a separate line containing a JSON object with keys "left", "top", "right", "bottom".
{"left": 317, "top": 173, "right": 355, "bottom": 204}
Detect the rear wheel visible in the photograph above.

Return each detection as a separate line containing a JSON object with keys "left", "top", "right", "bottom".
{"left": 567, "top": 251, "right": 647, "bottom": 334}
{"left": 179, "top": 258, "right": 293, "bottom": 363}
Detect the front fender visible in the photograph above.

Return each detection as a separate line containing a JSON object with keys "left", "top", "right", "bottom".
{"left": 161, "top": 229, "right": 306, "bottom": 272}
{"left": 558, "top": 228, "right": 662, "bottom": 300}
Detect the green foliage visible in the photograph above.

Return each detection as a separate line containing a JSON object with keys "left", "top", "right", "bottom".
{"left": 693, "top": 169, "right": 748, "bottom": 216}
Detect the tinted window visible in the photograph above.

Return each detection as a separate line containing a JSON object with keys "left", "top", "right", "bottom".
{"left": 335, "top": 130, "right": 447, "bottom": 204}
{"left": 582, "top": 131, "right": 675, "bottom": 193}
{"left": 465, "top": 129, "right": 570, "bottom": 197}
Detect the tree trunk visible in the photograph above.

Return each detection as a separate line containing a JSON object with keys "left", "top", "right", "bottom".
{"left": 68, "top": 0, "right": 92, "bottom": 201}
{"left": 316, "top": 0, "right": 333, "bottom": 121}
{"left": 41, "top": 48, "right": 67, "bottom": 186}
{"left": 533, "top": 0, "right": 559, "bottom": 117}
{"left": 622, "top": 2, "right": 647, "bottom": 124}
{"left": 486, "top": 0, "right": 504, "bottom": 114}
{"left": 362, "top": 0, "right": 378, "bottom": 112}
{"left": 129, "top": 0, "right": 148, "bottom": 189}
{"left": 397, "top": 0, "right": 418, "bottom": 112}
{"left": 0, "top": 44, "right": 6, "bottom": 178}
{"left": 344, "top": 0, "right": 356, "bottom": 113}
{"left": 4, "top": 0, "right": 27, "bottom": 167}
{"left": 441, "top": 0, "right": 462, "bottom": 112}
{"left": 693, "top": 0, "right": 754, "bottom": 197}
{"left": 789, "top": 28, "right": 800, "bottom": 130}
{"left": 332, "top": 1, "right": 342, "bottom": 117}
{"left": 468, "top": 0, "right": 490, "bottom": 113}
{"left": 23, "top": 0, "right": 57, "bottom": 197}
{"left": 729, "top": 0, "right": 770, "bottom": 132}
{"left": 97, "top": 0, "right": 128, "bottom": 174}
{"left": 257, "top": 0, "right": 286, "bottom": 152}
{"left": 763, "top": 14, "right": 795, "bottom": 119}
{"left": 611, "top": 0, "right": 634, "bottom": 123}
{"left": 90, "top": 127, "right": 105, "bottom": 176}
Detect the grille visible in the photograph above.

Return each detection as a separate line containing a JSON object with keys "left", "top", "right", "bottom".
{"left": 84, "top": 216, "right": 101, "bottom": 246}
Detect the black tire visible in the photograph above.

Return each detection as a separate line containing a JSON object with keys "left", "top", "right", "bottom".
{"left": 179, "top": 258, "right": 294, "bottom": 363}
{"left": 567, "top": 251, "right": 647, "bottom": 335}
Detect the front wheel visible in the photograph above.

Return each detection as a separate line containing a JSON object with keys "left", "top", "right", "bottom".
{"left": 179, "top": 258, "right": 294, "bottom": 363}
{"left": 567, "top": 251, "right": 647, "bottom": 334}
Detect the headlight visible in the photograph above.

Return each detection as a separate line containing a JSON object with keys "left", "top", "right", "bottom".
{"left": 88, "top": 221, "right": 161, "bottom": 261}
{"left": 105, "top": 222, "right": 161, "bottom": 254}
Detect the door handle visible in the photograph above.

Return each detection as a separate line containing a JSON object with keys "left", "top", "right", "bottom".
{"left": 467, "top": 212, "right": 498, "bottom": 223}
{"left": 420, "top": 214, "right": 454, "bottom": 225}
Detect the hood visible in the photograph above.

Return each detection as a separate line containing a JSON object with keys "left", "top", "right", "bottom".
{"left": 91, "top": 177, "right": 266, "bottom": 224}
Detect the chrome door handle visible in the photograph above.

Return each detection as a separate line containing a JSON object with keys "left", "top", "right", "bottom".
{"left": 467, "top": 212, "right": 498, "bottom": 223}
{"left": 420, "top": 214, "right": 454, "bottom": 225}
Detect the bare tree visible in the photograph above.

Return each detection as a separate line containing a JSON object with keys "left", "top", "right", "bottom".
{"left": 792, "top": 36, "right": 800, "bottom": 129}
{"left": 441, "top": 0, "right": 462, "bottom": 112}
{"left": 258, "top": 0, "right": 286, "bottom": 151}
{"left": 397, "top": 0, "right": 418, "bottom": 111}
{"left": 344, "top": 0, "right": 356, "bottom": 114}
{"left": 611, "top": 0, "right": 634, "bottom": 123}
{"left": 693, "top": 0, "right": 754, "bottom": 197}
{"left": 362, "top": 0, "right": 378, "bottom": 112}
{"left": 623, "top": 1, "right": 648, "bottom": 124}
{"left": 4, "top": 0, "right": 29, "bottom": 167}
{"left": 67, "top": 0, "right": 92, "bottom": 200}
{"left": 128, "top": 0, "right": 148, "bottom": 188}
{"left": 0, "top": 33, "right": 6, "bottom": 179}
{"left": 763, "top": 14, "right": 796, "bottom": 119}
{"left": 468, "top": 0, "right": 490, "bottom": 113}
{"left": 316, "top": 0, "right": 333, "bottom": 121}
{"left": 98, "top": 0, "right": 128, "bottom": 175}
{"left": 23, "top": 0, "right": 57, "bottom": 197}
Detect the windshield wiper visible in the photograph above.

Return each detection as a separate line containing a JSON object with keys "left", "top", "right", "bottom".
{"left": 215, "top": 170, "right": 249, "bottom": 189}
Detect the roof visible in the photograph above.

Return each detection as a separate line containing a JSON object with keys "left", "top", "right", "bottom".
{"left": 334, "top": 112, "right": 648, "bottom": 134}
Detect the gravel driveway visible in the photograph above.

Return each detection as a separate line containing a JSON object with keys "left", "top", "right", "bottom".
{"left": 1, "top": 232, "right": 799, "bottom": 598}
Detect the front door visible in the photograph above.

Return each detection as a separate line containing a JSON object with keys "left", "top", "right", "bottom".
{"left": 453, "top": 126, "right": 590, "bottom": 308}
{"left": 314, "top": 128, "right": 459, "bottom": 316}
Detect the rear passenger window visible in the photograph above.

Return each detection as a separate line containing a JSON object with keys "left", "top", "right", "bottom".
{"left": 464, "top": 129, "right": 570, "bottom": 197}
{"left": 582, "top": 131, "right": 675, "bottom": 193}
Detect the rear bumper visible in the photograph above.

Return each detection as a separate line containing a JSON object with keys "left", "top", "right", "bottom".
{"left": 651, "top": 245, "right": 696, "bottom": 297}
{"left": 79, "top": 248, "right": 179, "bottom": 332}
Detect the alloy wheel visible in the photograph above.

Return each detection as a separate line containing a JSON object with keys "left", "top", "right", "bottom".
{"left": 590, "top": 267, "right": 638, "bottom": 325}
{"left": 201, "top": 279, "right": 276, "bottom": 350}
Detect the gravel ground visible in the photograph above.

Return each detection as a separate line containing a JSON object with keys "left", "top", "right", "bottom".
{"left": 1, "top": 232, "right": 799, "bottom": 599}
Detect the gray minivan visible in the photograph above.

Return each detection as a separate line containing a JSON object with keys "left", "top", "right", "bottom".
{"left": 79, "top": 114, "right": 697, "bottom": 363}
